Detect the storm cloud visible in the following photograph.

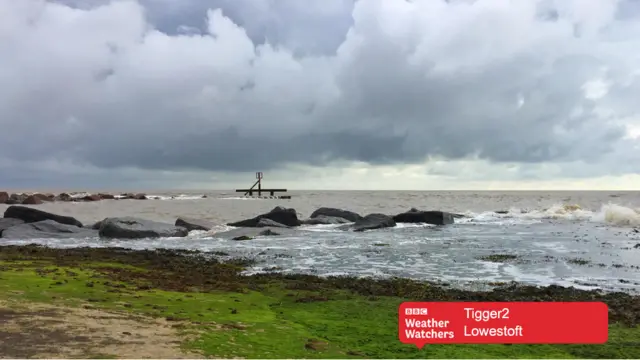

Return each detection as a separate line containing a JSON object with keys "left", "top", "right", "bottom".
{"left": 2, "top": 0, "right": 640, "bottom": 188}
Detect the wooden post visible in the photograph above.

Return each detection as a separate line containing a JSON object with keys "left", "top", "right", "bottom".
{"left": 256, "top": 172, "right": 263, "bottom": 196}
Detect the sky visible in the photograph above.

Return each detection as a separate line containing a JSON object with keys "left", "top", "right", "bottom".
{"left": 2, "top": 0, "right": 640, "bottom": 190}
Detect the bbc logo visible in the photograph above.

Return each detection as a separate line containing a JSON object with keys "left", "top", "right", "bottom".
{"left": 405, "top": 308, "right": 428, "bottom": 315}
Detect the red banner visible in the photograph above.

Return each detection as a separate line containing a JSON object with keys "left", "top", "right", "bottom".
{"left": 399, "top": 302, "right": 608, "bottom": 348}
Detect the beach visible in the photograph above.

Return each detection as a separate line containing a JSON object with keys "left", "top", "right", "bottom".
{"left": 2, "top": 190, "right": 640, "bottom": 358}
{"left": 1, "top": 190, "right": 640, "bottom": 293}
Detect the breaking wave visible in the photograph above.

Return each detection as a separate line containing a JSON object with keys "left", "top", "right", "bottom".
{"left": 464, "top": 203, "right": 640, "bottom": 227}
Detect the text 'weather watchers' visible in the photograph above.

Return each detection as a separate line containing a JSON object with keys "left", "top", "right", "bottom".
{"left": 398, "top": 302, "right": 608, "bottom": 348}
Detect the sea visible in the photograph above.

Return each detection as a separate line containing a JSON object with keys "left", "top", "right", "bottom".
{"left": 2, "top": 190, "right": 640, "bottom": 293}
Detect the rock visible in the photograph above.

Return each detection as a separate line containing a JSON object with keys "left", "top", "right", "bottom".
{"left": 99, "top": 193, "right": 115, "bottom": 200}
{"left": 258, "top": 229, "right": 280, "bottom": 236}
{"left": 227, "top": 206, "right": 301, "bottom": 227}
{"left": 0, "top": 218, "right": 25, "bottom": 236}
{"left": 392, "top": 210, "right": 455, "bottom": 225}
{"left": 90, "top": 220, "right": 103, "bottom": 230}
{"left": 10, "top": 193, "right": 28, "bottom": 203}
{"left": 83, "top": 194, "right": 102, "bottom": 201}
{"left": 2, "top": 220, "right": 98, "bottom": 239}
{"left": 302, "top": 215, "right": 350, "bottom": 225}
{"left": 175, "top": 217, "right": 213, "bottom": 232}
{"left": 134, "top": 193, "right": 147, "bottom": 200}
{"left": 232, "top": 235, "right": 253, "bottom": 241}
{"left": 341, "top": 213, "right": 396, "bottom": 232}
{"left": 4, "top": 205, "right": 84, "bottom": 227}
{"left": 309, "top": 207, "right": 362, "bottom": 222}
{"left": 215, "top": 226, "right": 300, "bottom": 240}
{"left": 33, "top": 193, "right": 54, "bottom": 202}
{"left": 256, "top": 218, "right": 290, "bottom": 228}
{"left": 0, "top": 191, "right": 9, "bottom": 204}
{"left": 98, "top": 217, "right": 189, "bottom": 239}
{"left": 55, "top": 193, "right": 73, "bottom": 201}
{"left": 201, "top": 195, "right": 208, "bottom": 198}
{"left": 21, "top": 195, "right": 43, "bottom": 205}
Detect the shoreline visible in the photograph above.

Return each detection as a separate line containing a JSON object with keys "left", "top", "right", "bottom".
{"left": 1, "top": 244, "right": 640, "bottom": 358}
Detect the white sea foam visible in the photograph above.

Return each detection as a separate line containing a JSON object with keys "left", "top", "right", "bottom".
{"left": 464, "top": 202, "right": 640, "bottom": 228}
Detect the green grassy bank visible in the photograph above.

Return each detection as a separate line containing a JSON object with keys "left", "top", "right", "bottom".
{"left": 1, "top": 244, "right": 639, "bottom": 359}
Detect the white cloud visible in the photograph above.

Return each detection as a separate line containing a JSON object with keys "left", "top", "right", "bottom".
{"left": 0, "top": 0, "right": 640, "bottom": 189}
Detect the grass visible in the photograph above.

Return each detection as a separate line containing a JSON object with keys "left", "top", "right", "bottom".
{"left": 1, "top": 245, "right": 640, "bottom": 358}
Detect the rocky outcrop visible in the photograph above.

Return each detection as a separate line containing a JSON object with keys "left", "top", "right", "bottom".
{"left": 0, "top": 218, "right": 25, "bottom": 236}
{"left": 55, "top": 193, "right": 73, "bottom": 202}
{"left": 340, "top": 213, "right": 396, "bottom": 232}
{"left": 255, "top": 218, "right": 290, "bottom": 228}
{"left": 392, "top": 209, "right": 455, "bottom": 225}
{"left": 21, "top": 195, "right": 43, "bottom": 205}
{"left": 33, "top": 193, "right": 54, "bottom": 202}
{"left": 302, "top": 215, "right": 351, "bottom": 225}
{"left": 309, "top": 207, "right": 362, "bottom": 222}
{"left": 0, "top": 191, "right": 9, "bottom": 204}
{"left": 227, "top": 206, "right": 301, "bottom": 227}
{"left": 175, "top": 217, "right": 213, "bottom": 232}
{"left": 9, "top": 193, "right": 28, "bottom": 204}
{"left": 216, "top": 226, "right": 299, "bottom": 240}
{"left": 83, "top": 194, "right": 102, "bottom": 201}
{"left": 2, "top": 220, "right": 98, "bottom": 239}
{"left": 4, "top": 205, "right": 83, "bottom": 227}
{"left": 98, "top": 217, "right": 189, "bottom": 239}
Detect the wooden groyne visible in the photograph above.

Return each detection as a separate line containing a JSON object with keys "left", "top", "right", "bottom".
{"left": 235, "top": 172, "right": 291, "bottom": 199}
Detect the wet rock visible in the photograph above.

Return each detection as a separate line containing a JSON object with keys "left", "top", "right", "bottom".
{"left": 216, "top": 226, "right": 300, "bottom": 240}
{"left": 2, "top": 220, "right": 98, "bottom": 239}
{"left": 175, "top": 217, "right": 213, "bottom": 232}
{"left": 340, "top": 213, "right": 396, "bottom": 232}
{"left": 9, "top": 193, "right": 28, "bottom": 203}
{"left": 309, "top": 207, "right": 362, "bottom": 222}
{"left": 98, "top": 217, "right": 189, "bottom": 239}
{"left": 4, "top": 205, "right": 84, "bottom": 227}
{"left": 134, "top": 193, "right": 147, "bottom": 200}
{"left": 393, "top": 209, "right": 455, "bottom": 225}
{"left": 256, "top": 218, "right": 289, "bottom": 228}
{"left": 99, "top": 193, "right": 115, "bottom": 200}
{"left": 21, "top": 195, "right": 43, "bottom": 205}
{"left": 0, "top": 218, "right": 25, "bottom": 236}
{"left": 55, "top": 193, "right": 73, "bottom": 202}
{"left": 33, "top": 193, "right": 54, "bottom": 202}
{"left": 0, "top": 191, "right": 8, "bottom": 204}
{"left": 227, "top": 206, "right": 301, "bottom": 227}
{"left": 82, "top": 194, "right": 102, "bottom": 201}
{"left": 90, "top": 220, "right": 103, "bottom": 230}
{"left": 232, "top": 235, "right": 253, "bottom": 241}
{"left": 302, "top": 215, "right": 350, "bottom": 225}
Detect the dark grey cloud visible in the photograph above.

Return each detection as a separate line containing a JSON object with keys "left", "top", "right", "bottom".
{"left": 2, "top": 0, "right": 640, "bottom": 187}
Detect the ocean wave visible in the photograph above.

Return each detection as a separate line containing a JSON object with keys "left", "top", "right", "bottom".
{"left": 463, "top": 202, "right": 640, "bottom": 227}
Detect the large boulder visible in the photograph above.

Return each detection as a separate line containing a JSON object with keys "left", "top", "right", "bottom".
{"left": 214, "top": 226, "right": 300, "bottom": 240}
{"left": 175, "top": 217, "right": 213, "bottom": 232}
{"left": 4, "top": 205, "right": 83, "bottom": 227}
{"left": 227, "top": 206, "right": 301, "bottom": 227}
{"left": 55, "top": 193, "right": 73, "bottom": 202}
{"left": 0, "top": 191, "right": 8, "bottom": 204}
{"left": 0, "top": 218, "right": 25, "bottom": 236}
{"left": 2, "top": 220, "right": 98, "bottom": 239}
{"left": 302, "top": 215, "right": 351, "bottom": 225}
{"left": 22, "top": 195, "right": 43, "bottom": 205}
{"left": 340, "top": 213, "right": 396, "bottom": 232}
{"left": 10, "top": 193, "right": 28, "bottom": 203}
{"left": 33, "top": 193, "right": 54, "bottom": 202}
{"left": 255, "top": 218, "right": 290, "bottom": 228}
{"left": 98, "top": 217, "right": 189, "bottom": 239}
{"left": 309, "top": 207, "right": 362, "bottom": 222}
{"left": 392, "top": 209, "right": 455, "bottom": 225}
